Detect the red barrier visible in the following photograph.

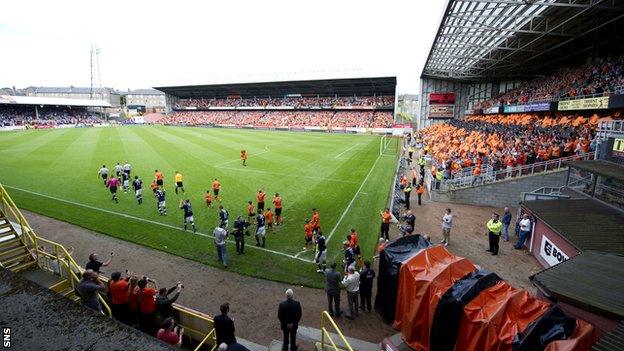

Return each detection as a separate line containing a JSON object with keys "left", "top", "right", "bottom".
{"left": 544, "top": 319, "right": 597, "bottom": 351}
{"left": 456, "top": 281, "right": 550, "bottom": 351}
{"left": 393, "top": 246, "right": 476, "bottom": 351}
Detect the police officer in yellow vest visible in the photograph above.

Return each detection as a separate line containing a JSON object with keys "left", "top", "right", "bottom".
{"left": 435, "top": 168, "right": 444, "bottom": 190}
{"left": 418, "top": 156, "right": 426, "bottom": 177}
{"left": 403, "top": 183, "right": 412, "bottom": 210}
{"left": 486, "top": 213, "right": 503, "bottom": 256}
{"left": 408, "top": 145, "right": 415, "bottom": 160}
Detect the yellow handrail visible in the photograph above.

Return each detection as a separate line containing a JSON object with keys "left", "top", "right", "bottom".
{"left": 193, "top": 328, "right": 217, "bottom": 351}
{"left": 320, "top": 311, "right": 354, "bottom": 351}
{"left": 0, "top": 183, "right": 218, "bottom": 344}
{"left": 0, "top": 184, "right": 112, "bottom": 317}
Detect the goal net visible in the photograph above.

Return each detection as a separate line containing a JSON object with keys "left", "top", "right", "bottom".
{"left": 380, "top": 135, "right": 399, "bottom": 156}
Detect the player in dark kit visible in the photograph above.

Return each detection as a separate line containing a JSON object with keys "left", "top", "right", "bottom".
{"left": 255, "top": 209, "right": 266, "bottom": 248}
{"left": 315, "top": 231, "right": 327, "bottom": 273}
{"left": 106, "top": 176, "right": 120, "bottom": 203}
{"left": 155, "top": 188, "right": 167, "bottom": 215}
{"left": 180, "top": 199, "right": 196, "bottom": 232}
{"left": 233, "top": 215, "right": 250, "bottom": 254}
{"left": 132, "top": 176, "right": 143, "bottom": 204}
{"left": 121, "top": 171, "right": 130, "bottom": 193}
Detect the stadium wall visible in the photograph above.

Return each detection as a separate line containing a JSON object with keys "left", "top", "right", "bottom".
{"left": 429, "top": 169, "right": 568, "bottom": 208}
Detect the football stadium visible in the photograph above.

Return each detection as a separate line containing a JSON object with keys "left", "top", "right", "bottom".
{"left": 1, "top": 1, "right": 624, "bottom": 351}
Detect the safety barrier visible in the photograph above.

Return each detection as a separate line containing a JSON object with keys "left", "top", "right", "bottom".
{"left": 429, "top": 152, "right": 595, "bottom": 191}
{"left": 0, "top": 183, "right": 216, "bottom": 351}
{"left": 320, "top": 311, "right": 354, "bottom": 351}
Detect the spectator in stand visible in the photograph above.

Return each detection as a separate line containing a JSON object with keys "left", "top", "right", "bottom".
{"left": 136, "top": 276, "right": 159, "bottom": 335}
{"left": 214, "top": 302, "right": 237, "bottom": 346}
{"left": 277, "top": 289, "right": 302, "bottom": 351}
{"left": 342, "top": 266, "right": 360, "bottom": 320}
{"left": 380, "top": 208, "right": 391, "bottom": 240}
{"left": 156, "top": 282, "right": 183, "bottom": 320}
{"left": 75, "top": 269, "right": 106, "bottom": 312}
{"left": 108, "top": 271, "right": 132, "bottom": 323}
{"left": 156, "top": 317, "right": 184, "bottom": 348}
{"left": 85, "top": 251, "right": 113, "bottom": 274}
{"left": 359, "top": 261, "right": 376, "bottom": 312}
{"left": 501, "top": 208, "right": 512, "bottom": 242}
{"left": 324, "top": 263, "right": 342, "bottom": 317}
{"left": 128, "top": 275, "right": 140, "bottom": 326}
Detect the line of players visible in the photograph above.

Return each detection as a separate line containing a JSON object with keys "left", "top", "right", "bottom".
{"left": 97, "top": 163, "right": 350, "bottom": 272}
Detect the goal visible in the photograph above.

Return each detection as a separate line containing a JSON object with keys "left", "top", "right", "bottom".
{"left": 380, "top": 135, "right": 399, "bottom": 156}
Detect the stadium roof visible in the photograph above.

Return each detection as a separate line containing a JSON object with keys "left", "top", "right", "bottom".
{"left": 125, "top": 88, "right": 164, "bottom": 95}
{"left": 522, "top": 198, "right": 624, "bottom": 254}
{"left": 421, "top": 0, "right": 624, "bottom": 82}
{"left": 31, "top": 86, "right": 115, "bottom": 94}
{"left": 564, "top": 160, "right": 624, "bottom": 182}
{"left": 0, "top": 95, "right": 111, "bottom": 107}
{"left": 154, "top": 77, "right": 397, "bottom": 99}
{"left": 530, "top": 250, "right": 624, "bottom": 319}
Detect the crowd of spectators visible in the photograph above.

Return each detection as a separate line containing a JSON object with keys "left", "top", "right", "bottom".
{"left": 161, "top": 110, "right": 394, "bottom": 128}
{"left": 420, "top": 111, "right": 622, "bottom": 180}
{"left": 176, "top": 95, "right": 394, "bottom": 109}
{"left": 0, "top": 105, "right": 103, "bottom": 127}
{"left": 474, "top": 54, "right": 624, "bottom": 109}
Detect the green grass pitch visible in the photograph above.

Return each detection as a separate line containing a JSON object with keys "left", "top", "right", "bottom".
{"left": 0, "top": 125, "right": 398, "bottom": 287}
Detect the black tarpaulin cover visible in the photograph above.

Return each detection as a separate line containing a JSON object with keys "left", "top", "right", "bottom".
{"left": 374, "top": 234, "right": 430, "bottom": 323}
{"left": 513, "top": 305, "right": 577, "bottom": 351}
{"left": 429, "top": 269, "right": 502, "bottom": 351}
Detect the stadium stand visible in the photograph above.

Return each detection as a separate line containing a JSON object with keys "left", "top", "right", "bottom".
{"left": 155, "top": 77, "right": 397, "bottom": 130}
{"left": 161, "top": 110, "right": 394, "bottom": 128}
{"left": 0, "top": 95, "right": 108, "bottom": 128}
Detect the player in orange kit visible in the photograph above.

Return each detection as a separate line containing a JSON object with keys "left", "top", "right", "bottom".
{"left": 272, "top": 193, "right": 283, "bottom": 226}
{"left": 212, "top": 178, "right": 221, "bottom": 201}
{"left": 303, "top": 219, "right": 314, "bottom": 250}
{"left": 204, "top": 190, "right": 213, "bottom": 208}
{"left": 241, "top": 149, "right": 247, "bottom": 166}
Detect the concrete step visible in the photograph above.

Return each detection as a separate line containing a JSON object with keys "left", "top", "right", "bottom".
{"left": 18, "top": 267, "right": 65, "bottom": 289}
{"left": 297, "top": 326, "right": 378, "bottom": 351}
{"left": 237, "top": 338, "right": 269, "bottom": 351}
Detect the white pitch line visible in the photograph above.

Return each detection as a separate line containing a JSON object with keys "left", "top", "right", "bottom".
{"left": 333, "top": 143, "right": 359, "bottom": 159}
{"left": 3, "top": 185, "right": 313, "bottom": 263}
{"left": 215, "top": 166, "right": 358, "bottom": 184}
{"left": 326, "top": 153, "right": 383, "bottom": 244}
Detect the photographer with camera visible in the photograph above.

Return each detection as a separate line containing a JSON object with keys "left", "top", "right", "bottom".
{"left": 157, "top": 317, "right": 185, "bottom": 348}
{"left": 75, "top": 269, "right": 107, "bottom": 313}
{"left": 85, "top": 251, "right": 113, "bottom": 274}
{"left": 156, "top": 281, "right": 184, "bottom": 319}
{"left": 233, "top": 215, "right": 250, "bottom": 255}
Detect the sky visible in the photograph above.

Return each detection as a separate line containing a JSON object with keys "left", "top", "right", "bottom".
{"left": 0, "top": 0, "right": 446, "bottom": 94}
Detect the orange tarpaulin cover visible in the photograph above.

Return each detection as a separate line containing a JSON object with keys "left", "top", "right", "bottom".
{"left": 455, "top": 281, "right": 550, "bottom": 351}
{"left": 544, "top": 319, "right": 597, "bottom": 351}
{"left": 393, "top": 246, "right": 476, "bottom": 351}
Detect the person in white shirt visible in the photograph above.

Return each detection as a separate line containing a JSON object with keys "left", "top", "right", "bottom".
{"left": 341, "top": 266, "right": 360, "bottom": 320}
{"left": 514, "top": 214, "right": 532, "bottom": 250}
{"left": 440, "top": 208, "right": 453, "bottom": 246}
{"left": 214, "top": 224, "right": 228, "bottom": 268}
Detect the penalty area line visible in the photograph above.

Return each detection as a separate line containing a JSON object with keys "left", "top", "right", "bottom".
{"left": 326, "top": 153, "right": 383, "bottom": 244}
{"left": 3, "top": 184, "right": 313, "bottom": 263}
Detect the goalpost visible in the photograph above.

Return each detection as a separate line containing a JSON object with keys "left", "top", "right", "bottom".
{"left": 380, "top": 135, "right": 398, "bottom": 156}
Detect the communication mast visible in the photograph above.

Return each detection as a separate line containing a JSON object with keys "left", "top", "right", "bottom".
{"left": 89, "top": 43, "right": 102, "bottom": 100}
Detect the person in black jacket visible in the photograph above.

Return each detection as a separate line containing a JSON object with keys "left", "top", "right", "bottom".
{"left": 155, "top": 282, "right": 182, "bottom": 319}
{"left": 277, "top": 289, "right": 302, "bottom": 351}
{"left": 233, "top": 216, "right": 250, "bottom": 254}
{"left": 359, "top": 261, "right": 376, "bottom": 312}
{"left": 214, "top": 303, "right": 236, "bottom": 346}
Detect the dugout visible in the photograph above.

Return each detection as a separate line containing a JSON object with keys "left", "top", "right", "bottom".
{"left": 374, "top": 234, "right": 430, "bottom": 324}
{"left": 531, "top": 251, "right": 624, "bottom": 339}
{"left": 520, "top": 197, "right": 624, "bottom": 269}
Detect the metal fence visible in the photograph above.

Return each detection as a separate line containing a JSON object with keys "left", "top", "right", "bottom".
{"left": 429, "top": 152, "right": 595, "bottom": 192}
